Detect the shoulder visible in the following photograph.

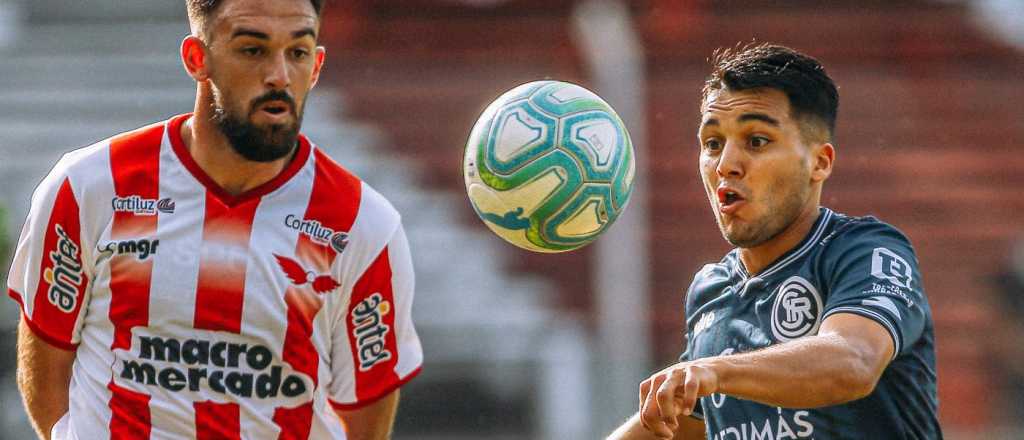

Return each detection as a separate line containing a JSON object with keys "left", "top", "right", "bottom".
{"left": 817, "top": 211, "right": 922, "bottom": 293}
{"left": 308, "top": 146, "right": 400, "bottom": 225}
{"left": 37, "top": 120, "right": 167, "bottom": 199}
{"left": 49, "top": 141, "right": 110, "bottom": 186}
{"left": 307, "top": 145, "right": 402, "bottom": 263}
{"left": 821, "top": 212, "right": 917, "bottom": 259}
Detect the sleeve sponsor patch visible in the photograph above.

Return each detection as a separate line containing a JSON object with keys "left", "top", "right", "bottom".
{"left": 870, "top": 247, "right": 912, "bottom": 289}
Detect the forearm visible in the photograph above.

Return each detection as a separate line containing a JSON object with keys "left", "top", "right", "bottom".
{"left": 708, "top": 333, "right": 883, "bottom": 408}
{"left": 17, "top": 319, "right": 75, "bottom": 440}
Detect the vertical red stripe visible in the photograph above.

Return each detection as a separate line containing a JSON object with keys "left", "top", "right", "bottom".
{"left": 30, "top": 178, "right": 89, "bottom": 346}
{"left": 189, "top": 194, "right": 257, "bottom": 439}
{"left": 195, "top": 400, "right": 241, "bottom": 440}
{"left": 273, "top": 402, "right": 314, "bottom": 440}
{"left": 108, "top": 122, "right": 163, "bottom": 351}
{"left": 108, "top": 382, "right": 152, "bottom": 440}
{"left": 348, "top": 248, "right": 401, "bottom": 402}
{"left": 281, "top": 286, "right": 322, "bottom": 380}
{"left": 275, "top": 150, "right": 362, "bottom": 437}
{"left": 107, "top": 122, "right": 163, "bottom": 438}
{"left": 192, "top": 194, "right": 259, "bottom": 333}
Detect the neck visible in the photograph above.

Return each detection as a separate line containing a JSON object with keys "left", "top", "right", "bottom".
{"left": 739, "top": 202, "right": 822, "bottom": 276}
{"left": 181, "top": 88, "right": 294, "bottom": 197}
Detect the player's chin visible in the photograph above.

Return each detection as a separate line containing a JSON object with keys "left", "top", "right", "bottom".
{"left": 721, "top": 223, "right": 755, "bottom": 247}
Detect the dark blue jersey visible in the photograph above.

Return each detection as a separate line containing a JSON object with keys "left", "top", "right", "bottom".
{"left": 680, "top": 208, "right": 942, "bottom": 440}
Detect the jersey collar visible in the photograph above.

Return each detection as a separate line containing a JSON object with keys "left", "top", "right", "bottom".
{"left": 736, "top": 207, "right": 834, "bottom": 281}
{"left": 167, "top": 113, "right": 312, "bottom": 207}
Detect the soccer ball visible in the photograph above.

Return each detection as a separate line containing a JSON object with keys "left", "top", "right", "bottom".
{"left": 463, "top": 80, "right": 635, "bottom": 253}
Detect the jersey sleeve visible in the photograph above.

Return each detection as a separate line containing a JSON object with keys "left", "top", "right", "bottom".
{"left": 821, "top": 221, "right": 928, "bottom": 359}
{"left": 327, "top": 223, "right": 422, "bottom": 410}
{"left": 7, "top": 159, "right": 92, "bottom": 350}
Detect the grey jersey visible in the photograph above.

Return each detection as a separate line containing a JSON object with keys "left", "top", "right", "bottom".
{"left": 681, "top": 208, "right": 941, "bottom": 439}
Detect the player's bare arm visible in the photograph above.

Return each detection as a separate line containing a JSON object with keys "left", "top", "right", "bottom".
{"left": 638, "top": 313, "right": 893, "bottom": 438}
{"left": 16, "top": 318, "right": 75, "bottom": 440}
{"left": 608, "top": 411, "right": 705, "bottom": 440}
{"left": 336, "top": 389, "right": 401, "bottom": 440}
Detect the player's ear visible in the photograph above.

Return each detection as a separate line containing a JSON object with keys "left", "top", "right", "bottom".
{"left": 811, "top": 142, "right": 834, "bottom": 183}
{"left": 310, "top": 46, "right": 326, "bottom": 89}
{"left": 181, "top": 35, "right": 210, "bottom": 82}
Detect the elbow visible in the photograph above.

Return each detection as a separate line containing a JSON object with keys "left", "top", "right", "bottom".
{"left": 828, "top": 349, "right": 884, "bottom": 404}
{"left": 834, "top": 364, "right": 879, "bottom": 402}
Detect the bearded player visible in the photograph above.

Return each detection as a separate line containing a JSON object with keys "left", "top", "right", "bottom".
{"left": 610, "top": 44, "right": 942, "bottom": 439}
{"left": 9, "top": 1, "right": 422, "bottom": 438}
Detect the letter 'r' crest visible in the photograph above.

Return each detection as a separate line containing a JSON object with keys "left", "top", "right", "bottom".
{"left": 770, "top": 276, "right": 823, "bottom": 342}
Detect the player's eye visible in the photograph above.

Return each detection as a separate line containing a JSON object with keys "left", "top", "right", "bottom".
{"left": 749, "top": 135, "right": 770, "bottom": 149}
{"left": 240, "top": 47, "right": 263, "bottom": 57}
{"left": 291, "top": 48, "right": 310, "bottom": 60}
{"left": 703, "top": 138, "right": 723, "bottom": 152}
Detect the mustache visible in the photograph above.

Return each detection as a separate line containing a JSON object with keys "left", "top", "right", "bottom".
{"left": 250, "top": 90, "right": 296, "bottom": 113}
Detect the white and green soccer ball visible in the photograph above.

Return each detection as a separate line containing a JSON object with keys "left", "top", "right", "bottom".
{"left": 463, "top": 80, "right": 635, "bottom": 253}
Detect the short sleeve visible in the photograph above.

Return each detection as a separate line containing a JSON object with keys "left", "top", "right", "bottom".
{"left": 7, "top": 161, "right": 92, "bottom": 350}
{"left": 328, "top": 223, "right": 422, "bottom": 410}
{"left": 821, "top": 221, "right": 927, "bottom": 359}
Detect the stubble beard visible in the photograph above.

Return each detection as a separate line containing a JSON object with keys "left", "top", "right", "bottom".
{"left": 210, "top": 89, "right": 305, "bottom": 163}
{"left": 718, "top": 171, "right": 810, "bottom": 249}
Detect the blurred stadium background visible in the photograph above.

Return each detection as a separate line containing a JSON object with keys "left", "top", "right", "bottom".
{"left": 0, "top": 0, "right": 1022, "bottom": 438}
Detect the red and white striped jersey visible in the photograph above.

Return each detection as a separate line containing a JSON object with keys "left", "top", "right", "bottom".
{"left": 7, "top": 114, "right": 423, "bottom": 439}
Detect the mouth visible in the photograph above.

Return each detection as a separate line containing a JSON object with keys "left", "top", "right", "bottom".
{"left": 716, "top": 186, "right": 746, "bottom": 214}
{"left": 256, "top": 101, "right": 293, "bottom": 118}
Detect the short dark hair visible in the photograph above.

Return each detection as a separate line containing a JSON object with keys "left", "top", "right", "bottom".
{"left": 702, "top": 43, "right": 838, "bottom": 143}
{"left": 186, "top": 0, "right": 325, "bottom": 40}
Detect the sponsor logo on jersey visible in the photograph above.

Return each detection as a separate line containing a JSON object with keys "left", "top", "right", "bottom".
{"left": 284, "top": 214, "right": 349, "bottom": 253}
{"left": 156, "top": 198, "right": 175, "bottom": 214}
{"left": 43, "top": 224, "right": 84, "bottom": 313}
{"left": 694, "top": 311, "right": 715, "bottom": 337}
{"left": 770, "top": 276, "right": 823, "bottom": 342}
{"left": 118, "top": 335, "right": 309, "bottom": 399}
{"left": 111, "top": 196, "right": 175, "bottom": 216}
{"left": 351, "top": 293, "right": 392, "bottom": 371}
{"left": 871, "top": 247, "right": 912, "bottom": 289}
{"left": 274, "top": 254, "right": 341, "bottom": 294}
{"left": 97, "top": 238, "right": 161, "bottom": 260}
{"left": 860, "top": 282, "right": 914, "bottom": 307}
{"left": 710, "top": 409, "right": 814, "bottom": 440}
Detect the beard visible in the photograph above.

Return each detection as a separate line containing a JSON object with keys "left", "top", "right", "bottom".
{"left": 719, "top": 170, "right": 811, "bottom": 249}
{"left": 211, "top": 89, "right": 304, "bottom": 163}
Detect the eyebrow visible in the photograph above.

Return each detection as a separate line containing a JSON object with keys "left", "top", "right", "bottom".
{"left": 738, "top": 113, "right": 780, "bottom": 126}
{"left": 292, "top": 28, "right": 317, "bottom": 40}
{"left": 230, "top": 27, "right": 317, "bottom": 41}
{"left": 700, "top": 113, "right": 781, "bottom": 129}
{"left": 230, "top": 28, "right": 269, "bottom": 40}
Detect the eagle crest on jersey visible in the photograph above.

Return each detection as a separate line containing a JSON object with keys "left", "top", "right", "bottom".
{"left": 274, "top": 254, "right": 341, "bottom": 294}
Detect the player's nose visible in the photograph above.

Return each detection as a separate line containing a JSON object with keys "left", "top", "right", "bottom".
{"left": 715, "top": 141, "right": 745, "bottom": 178}
{"left": 263, "top": 52, "right": 291, "bottom": 90}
